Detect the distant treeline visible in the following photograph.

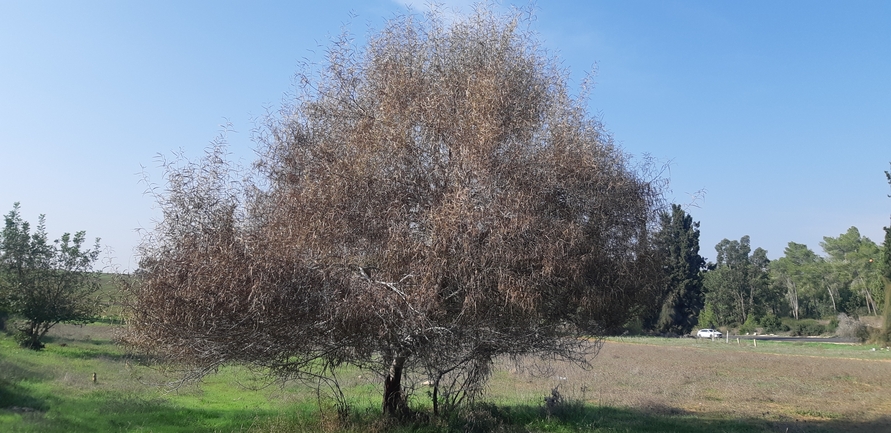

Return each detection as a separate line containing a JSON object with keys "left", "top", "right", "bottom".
{"left": 698, "top": 226, "right": 887, "bottom": 329}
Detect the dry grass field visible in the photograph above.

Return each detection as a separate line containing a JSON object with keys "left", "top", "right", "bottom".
{"left": 484, "top": 338, "right": 891, "bottom": 432}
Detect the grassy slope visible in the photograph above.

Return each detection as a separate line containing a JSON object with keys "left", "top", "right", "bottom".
{"left": 0, "top": 324, "right": 303, "bottom": 433}
{"left": 2, "top": 327, "right": 891, "bottom": 432}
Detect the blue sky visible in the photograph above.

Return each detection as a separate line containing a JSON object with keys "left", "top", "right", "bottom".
{"left": 1, "top": 1, "right": 889, "bottom": 271}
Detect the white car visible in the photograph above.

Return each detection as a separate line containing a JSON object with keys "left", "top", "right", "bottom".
{"left": 696, "top": 328, "right": 723, "bottom": 338}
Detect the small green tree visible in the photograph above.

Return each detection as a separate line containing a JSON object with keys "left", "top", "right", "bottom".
{"left": 696, "top": 302, "right": 717, "bottom": 329}
{"left": 0, "top": 203, "right": 102, "bottom": 349}
{"left": 738, "top": 313, "right": 758, "bottom": 334}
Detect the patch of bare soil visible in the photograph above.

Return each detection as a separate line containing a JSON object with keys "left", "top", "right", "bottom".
{"left": 44, "top": 322, "right": 120, "bottom": 343}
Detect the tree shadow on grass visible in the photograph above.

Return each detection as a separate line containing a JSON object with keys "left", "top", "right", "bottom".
{"left": 0, "top": 378, "right": 50, "bottom": 412}
{"left": 38, "top": 337, "right": 158, "bottom": 366}
{"left": 93, "top": 396, "right": 275, "bottom": 433}
{"left": 0, "top": 356, "right": 51, "bottom": 412}
{"left": 3, "top": 391, "right": 277, "bottom": 433}
{"left": 0, "top": 348, "right": 265, "bottom": 433}
{"left": 46, "top": 345, "right": 135, "bottom": 362}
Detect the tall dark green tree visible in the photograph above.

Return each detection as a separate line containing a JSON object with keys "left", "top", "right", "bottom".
{"left": 0, "top": 203, "right": 102, "bottom": 349}
{"left": 881, "top": 225, "right": 891, "bottom": 343}
{"left": 651, "top": 204, "right": 706, "bottom": 335}
{"left": 883, "top": 164, "right": 891, "bottom": 284}
{"left": 881, "top": 164, "right": 891, "bottom": 342}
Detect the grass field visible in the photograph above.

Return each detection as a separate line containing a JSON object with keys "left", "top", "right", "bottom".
{"left": 487, "top": 337, "right": 891, "bottom": 432}
{"left": 2, "top": 324, "right": 891, "bottom": 432}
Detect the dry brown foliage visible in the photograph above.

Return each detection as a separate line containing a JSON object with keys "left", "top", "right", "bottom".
{"left": 124, "top": 6, "right": 664, "bottom": 416}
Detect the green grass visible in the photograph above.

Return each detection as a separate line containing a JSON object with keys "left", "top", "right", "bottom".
{"left": 0, "top": 327, "right": 307, "bottom": 433}
{"left": 3, "top": 327, "right": 891, "bottom": 432}
{"left": 0, "top": 329, "right": 755, "bottom": 433}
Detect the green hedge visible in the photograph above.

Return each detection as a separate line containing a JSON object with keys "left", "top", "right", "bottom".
{"left": 784, "top": 318, "right": 827, "bottom": 336}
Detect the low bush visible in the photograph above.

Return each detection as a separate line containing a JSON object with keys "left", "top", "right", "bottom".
{"left": 787, "top": 319, "right": 827, "bottom": 336}
{"left": 738, "top": 315, "right": 758, "bottom": 334}
{"left": 759, "top": 313, "right": 784, "bottom": 333}
{"left": 866, "top": 326, "right": 889, "bottom": 345}
{"left": 835, "top": 313, "right": 868, "bottom": 341}
{"left": 828, "top": 315, "right": 840, "bottom": 332}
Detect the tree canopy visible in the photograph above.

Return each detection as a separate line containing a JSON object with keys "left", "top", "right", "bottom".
{"left": 124, "top": 8, "right": 665, "bottom": 416}
{"left": 702, "top": 236, "right": 773, "bottom": 326}
{"left": 771, "top": 242, "right": 822, "bottom": 320}
{"left": 701, "top": 226, "right": 888, "bottom": 330}
{"left": 820, "top": 227, "right": 883, "bottom": 315}
{"left": 0, "top": 203, "right": 102, "bottom": 349}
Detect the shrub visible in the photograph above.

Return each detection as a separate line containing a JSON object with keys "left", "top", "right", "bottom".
{"left": 695, "top": 303, "right": 718, "bottom": 330}
{"left": 623, "top": 316, "right": 644, "bottom": 336}
{"left": 738, "top": 315, "right": 758, "bottom": 334}
{"left": 834, "top": 314, "right": 867, "bottom": 341}
{"left": 448, "top": 402, "right": 508, "bottom": 433}
{"left": 828, "top": 315, "right": 840, "bottom": 332}
{"left": 787, "top": 319, "right": 826, "bottom": 336}
{"left": 759, "top": 313, "right": 783, "bottom": 333}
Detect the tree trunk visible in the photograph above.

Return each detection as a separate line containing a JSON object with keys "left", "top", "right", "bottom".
{"left": 785, "top": 277, "right": 799, "bottom": 321}
{"left": 882, "top": 279, "right": 891, "bottom": 342}
{"left": 21, "top": 321, "right": 46, "bottom": 350}
{"left": 858, "top": 276, "right": 878, "bottom": 315}
{"left": 827, "top": 286, "right": 837, "bottom": 312}
{"left": 432, "top": 378, "right": 440, "bottom": 416}
{"left": 383, "top": 355, "right": 408, "bottom": 417}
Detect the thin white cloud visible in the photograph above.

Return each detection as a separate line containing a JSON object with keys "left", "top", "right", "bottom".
{"left": 391, "top": 1, "right": 517, "bottom": 23}
{"left": 393, "top": 0, "right": 477, "bottom": 14}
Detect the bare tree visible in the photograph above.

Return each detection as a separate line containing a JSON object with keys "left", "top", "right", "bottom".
{"left": 124, "top": 6, "right": 664, "bottom": 417}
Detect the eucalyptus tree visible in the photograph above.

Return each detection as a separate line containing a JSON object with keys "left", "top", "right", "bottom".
{"left": 125, "top": 7, "right": 665, "bottom": 417}
{"left": 821, "top": 227, "right": 883, "bottom": 315}
{"left": 771, "top": 242, "right": 824, "bottom": 319}
{"left": 702, "top": 236, "right": 773, "bottom": 325}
